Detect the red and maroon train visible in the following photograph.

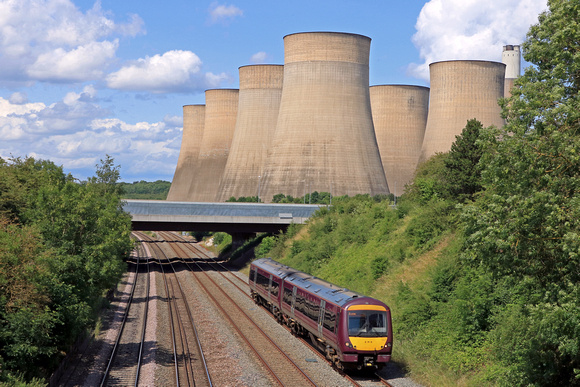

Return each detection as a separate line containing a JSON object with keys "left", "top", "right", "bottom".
{"left": 249, "top": 258, "right": 392, "bottom": 371}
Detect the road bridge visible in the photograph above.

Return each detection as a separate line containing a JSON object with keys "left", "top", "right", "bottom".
{"left": 124, "top": 199, "right": 323, "bottom": 244}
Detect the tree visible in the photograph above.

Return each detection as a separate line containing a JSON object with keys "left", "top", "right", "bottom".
{"left": 443, "top": 119, "right": 485, "bottom": 202}
{"left": 462, "top": 1, "right": 580, "bottom": 384}
{"left": 0, "top": 155, "right": 133, "bottom": 382}
{"left": 88, "top": 154, "right": 123, "bottom": 196}
{"left": 467, "top": 0, "right": 580, "bottom": 291}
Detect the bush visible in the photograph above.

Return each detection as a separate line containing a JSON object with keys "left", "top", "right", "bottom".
{"left": 255, "top": 236, "right": 276, "bottom": 257}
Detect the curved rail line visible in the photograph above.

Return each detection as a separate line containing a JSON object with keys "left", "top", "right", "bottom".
{"left": 160, "top": 231, "right": 395, "bottom": 387}
{"left": 134, "top": 231, "right": 212, "bottom": 387}
{"left": 162, "top": 235, "right": 317, "bottom": 386}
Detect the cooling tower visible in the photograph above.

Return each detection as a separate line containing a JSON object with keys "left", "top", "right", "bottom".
{"left": 216, "top": 65, "right": 284, "bottom": 202}
{"left": 419, "top": 60, "right": 505, "bottom": 163}
{"left": 260, "top": 32, "right": 389, "bottom": 202}
{"left": 370, "top": 85, "right": 429, "bottom": 197}
{"left": 166, "top": 105, "right": 205, "bottom": 201}
{"left": 188, "top": 89, "right": 239, "bottom": 202}
{"left": 502, "top": 45, "right": 521, "bottom": 97}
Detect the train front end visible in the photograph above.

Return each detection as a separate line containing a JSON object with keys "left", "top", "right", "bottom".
{"left": 339, "top": 299, "right": 392, "bottom": 370}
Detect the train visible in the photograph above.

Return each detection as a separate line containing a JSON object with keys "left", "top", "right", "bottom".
{"left": 249, "top": 258, "right": 392, "bottom": 371}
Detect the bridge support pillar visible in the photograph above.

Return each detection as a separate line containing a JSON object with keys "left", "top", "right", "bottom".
{"left": 230, "top": 232, "right": 256, "bottom": 249}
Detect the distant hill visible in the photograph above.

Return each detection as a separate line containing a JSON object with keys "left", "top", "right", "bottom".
{"left": 119, "top": 180, "right": 171, "bottom": 200}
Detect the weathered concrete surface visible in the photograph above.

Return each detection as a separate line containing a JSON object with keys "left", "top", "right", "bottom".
{"left": 167, "top": 104, "right": 205, "bottom": 201}
{"left": 420, "top": 60, "right": 505, "bottom": 163}
{"left": 260, "top": 32, "right": 389, "bottom": 202}
{"left": 189, "top": 89, "right": 239, "bottom": 202}
{"left": 370, "top": 85, "right": 429, "bottom": 197}
{"left": 217, "top": 65, "right": 283, "bottom": 202}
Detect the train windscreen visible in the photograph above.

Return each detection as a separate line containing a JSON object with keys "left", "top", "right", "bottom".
{"left": 348, "top": 310, "right": 388, "bottom": 337}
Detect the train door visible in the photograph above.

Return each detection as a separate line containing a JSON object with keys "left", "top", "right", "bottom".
{"left": 318, "top": 300, "right": 326, "bottom": 335}
{"left": 268, "top": 274, "right": 272, "bottom": 297}
{"left": 291, "top": 286, "right": 297, "bottom": 316}
{"left": 252, "top": 267, "right": 257, "bottom": 284}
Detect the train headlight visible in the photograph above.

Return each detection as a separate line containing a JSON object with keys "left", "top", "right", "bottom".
{"left": 345, "top": 342, "right": 353, "bottom": 348}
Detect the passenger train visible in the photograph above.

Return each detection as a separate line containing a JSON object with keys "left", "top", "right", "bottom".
{"left": 249, "top": 258, "right": 392, "bottom": 371}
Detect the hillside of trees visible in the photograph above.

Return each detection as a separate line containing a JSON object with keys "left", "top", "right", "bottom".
{"left": 0, "top": 156, "right": 133, "bottom": 385}
{"left": 253, "top": 2, "right": 580, "bottom": 385}
{"left": 119, "top": 180, "right": 171, "bottom": 200}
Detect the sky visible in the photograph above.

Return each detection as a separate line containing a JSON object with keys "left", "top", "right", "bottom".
{"left": 0, "top": 0, "right": 548, "bottom": 183}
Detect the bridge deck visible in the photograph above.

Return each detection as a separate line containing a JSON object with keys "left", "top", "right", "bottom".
{"left": 124, "top": 200, "right": 323, "bottom": 233}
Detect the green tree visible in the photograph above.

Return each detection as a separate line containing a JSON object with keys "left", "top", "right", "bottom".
{"left": 462, "top": 1, "right": 580, "bottom": 384}
{"left": 0, "top": 156, "right": 133, "bottom": 382}
{"left": 443, "top": 119, "right": 485, "bottom": 202}
{"left": 406, "top": 153, "right": 448, "bottom": 203}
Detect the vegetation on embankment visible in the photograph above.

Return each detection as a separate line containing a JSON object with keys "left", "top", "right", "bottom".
{"left": 119, "top": 180, "right": 171, "bottom": 200}
{"left": 0, "top": 156, "right": 133, "bottom": 385}
{"left": 253, "top": 3, "right": 580, "bottom": 385}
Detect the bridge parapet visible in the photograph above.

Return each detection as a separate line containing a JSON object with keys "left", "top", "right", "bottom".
{"left": 124, "top": 200, "right": 323, "bottom": 233}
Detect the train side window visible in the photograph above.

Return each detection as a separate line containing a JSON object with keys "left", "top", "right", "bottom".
{"left": 296, "top": 293, "right": 306, "bottom": 315}
{"left": 283, "top": 286, "right": 293, "bottom": 305}
{"left": 323, "top": 308, "right": 336, "bottom": 333}
{"left": 256, "top": 272, "right": 269, "bottom": 291}
{"left": 271, "top": 279, "right": 279, "bottom": 297}
{"left": 310, "top": 298, "right": 319, "bottom": 322}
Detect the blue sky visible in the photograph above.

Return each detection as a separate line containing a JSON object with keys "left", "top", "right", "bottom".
{"left": 0, "top": 0, "right": 547, "bottom": 182}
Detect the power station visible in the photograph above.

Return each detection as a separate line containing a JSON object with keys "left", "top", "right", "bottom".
{"left": 260, "top": 32, "right": 389, "bottom": 201}
{"left": 370, "top": 85, "right": 429, "bottom": 197}
{"left": 166, "top": 104, "right": 205, "bottom": 201}
{"left": 168, "top": 31, "right": 520, "bottom": 203}
{"left": 187, "top": 89, "right": 239, "bottom": 202}
{"left": 419, "top": 60, "right": 506, "bottom": 163}
{"left": 502, "top": 45, "right": 521, "bottom": 97}
{"left": 216, "top": 65, "right": 284, "bottom": 202}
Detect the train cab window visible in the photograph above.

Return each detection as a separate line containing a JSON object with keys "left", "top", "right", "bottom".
{"left": 348, "top": 310, "right": 388, "bottom": 337}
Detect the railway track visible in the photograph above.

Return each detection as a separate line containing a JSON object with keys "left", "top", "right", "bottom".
{"left": 160, "top": 231, "right": 395, "bottom": 387}
{"left": 134, "top": 231, "right": 212, "bottom": 387}
{"left": 157, "top": 233, "right": 315, "bottom": 386}
{"left": 100, "top": 240, "right": 151, "bottom": 386}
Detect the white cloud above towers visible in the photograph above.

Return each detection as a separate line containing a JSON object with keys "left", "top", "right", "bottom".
{"left": 208, "top": 2, "right": 244, "bottom": 25}
{"left": 408, "top": 0, "right": 548, "bottom": 80}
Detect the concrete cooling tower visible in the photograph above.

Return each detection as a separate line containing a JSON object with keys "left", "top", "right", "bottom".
{"left": 260, "top": 32, "right": 389, "bottom": 202}
{"left": 502, "top": 45, "right": 521, "bottom": 97}
{"left": 166, "top": 105, "right": 205, "bottom": 201}
{"left": 419, "top": 60, "right": 505, "bottom": 163}
{"left": 370, "top": 85, "right": 429, "bottom": 197}
{"left": 188, "top": 89, "right": 239, "bottom": 202}
{"left": 216, "top": 65, "right": 284, "bottom": 202}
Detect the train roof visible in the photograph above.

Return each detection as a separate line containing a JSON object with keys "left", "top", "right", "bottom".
{"left": 252, "top": 258, "right": 383, "bottom": 308}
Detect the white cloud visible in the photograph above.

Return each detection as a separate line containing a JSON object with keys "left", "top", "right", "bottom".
{"left": 0, "top": 90, "right": 183, "bottom": 181}
{"left": 208, "top": 2, "right": 243, "bottom": 24}
{"left": 408, "top": 0, "right": 548, "bottom": 80}
{"left": 250, "top": 51, "right": 269, "bottom": 64}
{"left": 27, "top": 40, "right": 119, "bottom": 82}
{"left": 0, "top": 0, "right": 144, "bottom": 85}
{"left": 106, "top": 50, "right": 228, "bottom": 93}
{"left": 8, "top": 92, "right": 28, "bottom": 105}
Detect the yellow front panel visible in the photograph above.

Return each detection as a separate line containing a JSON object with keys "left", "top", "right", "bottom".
{"left": 349, "top": 336, "right": 388, "bottom": 351}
